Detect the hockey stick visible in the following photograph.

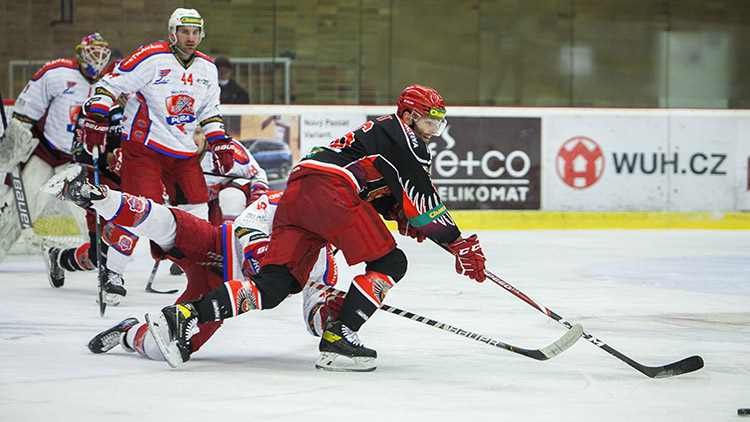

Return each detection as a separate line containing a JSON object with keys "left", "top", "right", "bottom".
{"left": 1, "top": 92, "right": 34, "bottom": 234}
{"left": 92, "top": 147, "right": 106, "bottom": 316}
{"left": 309, "top": 282, "right": 583, "bottom": 361}
{"left": 202, "top": 171, "right": 243, "bottom": 179}
{"left": 145, "top": 258, "right": 178, "bottom": 294}
{"left": 480, "top": 269, "right": 703, "bottom": 377}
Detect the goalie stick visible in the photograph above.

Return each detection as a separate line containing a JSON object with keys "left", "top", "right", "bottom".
{"left": 480, "top": 269, "right": 704, "bottom": 378}
{"left": 309, "top": 282, "right": 583, "bottom": 361}
{"left": 145, "top": 259, "right": 178, "bottom": 294}
{"left": 1, "top": 92, "right": 33, "bottom": 233}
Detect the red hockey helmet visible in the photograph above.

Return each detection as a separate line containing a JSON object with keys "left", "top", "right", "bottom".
{"left": 397, "top": 84, "right": 447, "bottom": 137}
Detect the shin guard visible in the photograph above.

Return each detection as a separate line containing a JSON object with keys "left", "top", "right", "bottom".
{"left": 195, "top": 279, "right": 263, "bottom": 323}
{"left": 102, "top": 223, "right": 140, "bottom": 258}
{"left": 337, "top": 271, "right": 395, "bottom": 331}
{"left": 109, "top": 193, "right": 152, "bottom": 228}
{"left": 352, "top": 271, "right": 395, "bottom": 308}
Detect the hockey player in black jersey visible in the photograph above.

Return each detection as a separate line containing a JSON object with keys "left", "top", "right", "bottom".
{"left": 146, "top": 84, "right": 487, "bottom": 371}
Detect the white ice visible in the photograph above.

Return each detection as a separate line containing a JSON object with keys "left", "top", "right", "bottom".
{"left": 1, "top": 229, "right": 749, "bottom": 421}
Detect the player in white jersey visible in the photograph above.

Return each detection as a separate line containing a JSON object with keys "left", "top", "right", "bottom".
{"left": 0, "top": 33, "right": 111, "bottom": 264}
{"left": 79, "top": 8, "right": 234, "bottom": 225}
{"left": 166, "top": 127, "right": 269, "bottom": 275}
{"left": 12, "top": 33, "right": 111, "bottom": 162}
{"left": 194, "top": 126, "right": 269, "bottom": 226}
{"left": 41, "top": 163, "right": 339, "bottom": 362}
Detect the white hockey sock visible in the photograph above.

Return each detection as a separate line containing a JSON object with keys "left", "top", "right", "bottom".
{"left": 90, "top": 189, "right": 123, "bottom": 221}
{"left": 125, "top": 322, "right": 166, "bottom": 361}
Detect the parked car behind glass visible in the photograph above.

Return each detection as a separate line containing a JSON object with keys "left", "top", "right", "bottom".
{"left": 241, "top": 139, "right": 292, "bottom": 179}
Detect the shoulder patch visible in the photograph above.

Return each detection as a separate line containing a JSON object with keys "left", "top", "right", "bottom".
{"left": 231, "top": 140, "right": 250, "bottom": 164}
{"left": 118, "top": 42, "right": 171, "bottom": 72}
{"left": 195, "top": 51, "right": 213, "bottom": 64}
{"left": 31, "top": 58, "right": 78, "bottom": 81}
{"left": 267, "top": 191, "right": 283, "bottom": 204}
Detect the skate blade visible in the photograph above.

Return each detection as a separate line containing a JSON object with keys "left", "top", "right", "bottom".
{"left": 144, "top": 312, "right": 183, "bottom": 368}
{"left": 315, "top": 352, "right": 376, "bottom": 372}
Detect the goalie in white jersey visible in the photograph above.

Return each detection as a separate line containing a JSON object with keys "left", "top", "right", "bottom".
{"left": 0, "top": 33, "right": 111, "bottom": 264}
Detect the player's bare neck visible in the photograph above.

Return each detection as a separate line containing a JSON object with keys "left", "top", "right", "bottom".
{"left": 170, "top": 44, "right": 195, "bottom": 68}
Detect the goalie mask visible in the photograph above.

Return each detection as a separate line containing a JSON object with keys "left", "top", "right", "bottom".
{"left": 397, "top": 84, "right": 447, "bottom": 138}
{"left": 168, "top": 8, "right": 205, "bottom": 45}
{"left": 76, "top": 33, "right": 111, "bottom": 80}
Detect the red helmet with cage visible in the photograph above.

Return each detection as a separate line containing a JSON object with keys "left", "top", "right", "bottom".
{"left": 397, "top": 84, "right": 447, "bottom": 137}
{"left": 76, "top": 33, "right": 111, "bottom": 80}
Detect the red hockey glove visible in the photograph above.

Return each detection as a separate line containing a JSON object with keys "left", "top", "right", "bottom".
{"left": 324, "top": 290, "right": 345, "bottom": 322}
{"left": 389, "top": 206, "right": 425, "bottom": 243}
{"left": 80, "top": 113, "right": 108, "bottom": 156}
{"left": 210, "top": 138, "right": 235, "bottom": 175}
{"left": 241, "top": 239, "right": 269, "bottom": 277}
{"left": 249, "top": 186, "right": 268, "bottom": 203}
{"left": 107, "top": 148, "right": 123, "bottom": 176}
{"left": 446, "top": 234, "right": 487, "bottom": 282}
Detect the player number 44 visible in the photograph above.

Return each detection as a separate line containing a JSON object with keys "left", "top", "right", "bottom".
{"left": 181, "top": 73, "right": 193, "bottom": 86}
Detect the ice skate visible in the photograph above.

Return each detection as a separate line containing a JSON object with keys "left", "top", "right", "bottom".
{"left": 145, "top": 303, "right": 198, "bottom": 368}
{"left": 40, "top": 163, "right": 106, "bottom": 207}
{"left": 43, "top": 246, "right": 65, "bottom": 288}
{"left": 316, "top": 320, "right": 377, "bottom": 372}
{"left": 87, "top": 317, "right": 139, "bottom": 354}
{"left": 98, "top": 268, "right": 127, "bottom": 306}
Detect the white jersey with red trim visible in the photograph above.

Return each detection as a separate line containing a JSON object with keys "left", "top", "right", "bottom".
{"left": 226, "top": 191, "right": 337, "bottom": 287}
{"left": 201, "top": 139, "right": 268, "bottom": 202}
{"left": 12, "top": 58, "right": 97, "bottom": 153}
{"left": 91, "top": 41, "right": 225, "bottom": 158}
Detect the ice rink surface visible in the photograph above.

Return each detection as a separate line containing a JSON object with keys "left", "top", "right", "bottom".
{"left": 1, "top": 229, "right": 748, "bottom": 421}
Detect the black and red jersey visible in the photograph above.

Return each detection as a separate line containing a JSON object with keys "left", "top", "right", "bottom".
{"left": 296, "top": 113, "right": 460, "bottom": 245}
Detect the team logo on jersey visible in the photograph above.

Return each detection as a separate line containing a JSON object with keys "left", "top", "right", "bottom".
{"left": 63, "top": 81, "right": 77, "bottom": 95}
{"left": 67, "top": 105, "right": 83, "bottom": 132}
{"left": 165, "top": 94, "right": 196, "bottom": 133}
{"left": 116, "top": 234, "right": 135, "bottom": 252}
{"left": 154, "top": 69, "right": 171, "bottom": 85}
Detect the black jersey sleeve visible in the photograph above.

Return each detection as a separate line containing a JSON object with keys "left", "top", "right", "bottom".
{"left": 367, "top": 115, "right": 461, "bottom": 244}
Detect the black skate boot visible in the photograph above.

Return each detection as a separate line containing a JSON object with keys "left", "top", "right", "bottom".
{"left": 316, "top": 320, "right": 377, "bottom": 372}
{"left": 100, "top": 268, "right": 127, "bottom": 306}
{"left": 43, "top": 246, "right": 65, "bottom": 288}
{"left": 87, "top": 317, "right": 139, "bottom": 354}
{"left": 40, "top": 163, "right": 106, "bottom": 207}
{"left": 145, "top": 303, "right": 198, "bottom": 368}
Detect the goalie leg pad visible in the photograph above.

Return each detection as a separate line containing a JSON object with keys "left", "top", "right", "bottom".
{"left": 0, "top": 189, "right": 21, "bottom": 264}
{"left": 0, "top": 156, "right": 54, "bottom": 264}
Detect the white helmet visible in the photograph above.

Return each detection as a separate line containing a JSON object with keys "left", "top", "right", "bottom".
{"left": 168, "top": 8, "right": 205, "bottom": 45}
